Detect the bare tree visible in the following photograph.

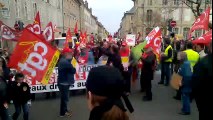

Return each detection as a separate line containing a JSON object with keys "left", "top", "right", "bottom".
{"left": 152, "top": 11, "right": 168, "bottom": 35}
{"left": 181, "top": 0, "right": 212, "bottom": 29}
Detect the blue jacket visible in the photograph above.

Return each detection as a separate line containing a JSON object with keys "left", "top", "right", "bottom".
{"left": 58, "top": 57, "right": 76, "bottom": 85}
{"left": 178, "top": 60, "right": 193, "bottom": 93}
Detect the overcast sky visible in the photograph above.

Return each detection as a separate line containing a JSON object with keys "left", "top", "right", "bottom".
{"left": 86, "top": 0, "right": 133, "bottom": 34}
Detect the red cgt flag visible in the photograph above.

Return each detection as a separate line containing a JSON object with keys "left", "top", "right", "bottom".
{"left": 34, "top": 12, "right": 41, "bottom": 27}
{"left": 26, "top": 11, "right": 41, "bottom": 35}
{"left": 188, "top": 7, "right": 211, "bottom": 39}
{"left": 192, "top": 30, "right": 212, "bottom": 45}
{"left": 8, "top": 29, "right": 60, "bottom": 85}
{"left": 0, "top": 21, "right": 22, "bottom": 41}
{"left": 43, "top": 22, "right": 54, "bottom": 42}
{"left": 145, "top": 27, "right": 162, "bottom": 62}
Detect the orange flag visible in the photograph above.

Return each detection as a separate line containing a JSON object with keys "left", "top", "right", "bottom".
{"left": 79, "top": 31, "right": 83, "bottom": 42}
{"left": 34, "top": 12, "right": 41, "bottom": 27}
{"left": 84, "top": 31, "right": 87, "bottom": 43}
{"left": 64, "top": 28, "right": 72, "bottom": 49}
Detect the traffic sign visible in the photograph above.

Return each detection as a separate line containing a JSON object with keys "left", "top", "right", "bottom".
{"left": 170, "top": 21, "right": 177, "bottom": 27}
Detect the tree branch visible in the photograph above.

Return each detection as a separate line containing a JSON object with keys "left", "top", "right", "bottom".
{"left": 187, "top": 0, "right": 198, "bottom": 4}
{"left": 181, "top": 0, "right": 199, "bottom": 18}
{"left": 196, "top": 0, "right": 202, "bottom": 16}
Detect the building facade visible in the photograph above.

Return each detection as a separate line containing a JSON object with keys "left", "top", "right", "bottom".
{"left": 0, "top": 0, "right": 108, "bottom": 51}
{"left": 0, "top": 0, "right": 63, "bottom": 51}
{"left": 63, "top": 0, "right": 83, "bottom": 33}
{"left": 119, "top": 0, "right": 212, "bottom": 40}
{"left": 119, "top": 9, "right": 134, "bottom": 39}
{"left": 81, "top": 1, "right": 98, "bottom": 35}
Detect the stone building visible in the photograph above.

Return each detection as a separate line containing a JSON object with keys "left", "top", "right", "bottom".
{"left": 119, "top": 0, "right": 212, "bottom": 40}
{"left": 0, "top": 0, "right": 63, "bottom": 50}
{"left": 63, "top": 0, "right": 83, "bottom": 33}
{"left": 81, "top": 0, "right": 98, "bottom": 34}
{"left": 119, "top": 8, "right": 134, "bottom": 39}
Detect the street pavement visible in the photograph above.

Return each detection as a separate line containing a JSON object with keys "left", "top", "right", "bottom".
{"left": 8, "top": 71, "right": 199, "bottom": 120}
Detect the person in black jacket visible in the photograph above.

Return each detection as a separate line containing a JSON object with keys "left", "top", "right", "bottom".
{"left": 106, "top": 44, "right": 124, "bottom": 73}
{"left": 192, "top": 42, "right": 212, "bottom": 120}
{"left": 0, "top": 76, "right": 10, "bottom": 120}
{"left": 0, "top": 56, "right": 10, "bottom": 81}
{"left": 57, "top": 48, "right": 76, "bottom": 117}
{"left": 141, "top": 46, "right": 156, "bottom": 101}
{"left": 9, "top": 73, "right": 31, "bottom": 120}
{"left": 86, "top": 66, "right": 133, "bottom": 120}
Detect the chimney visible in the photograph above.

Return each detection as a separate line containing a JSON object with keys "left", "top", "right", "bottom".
{"left": 85, "top": 0, "right": 88, "bottom": 8}
{"left": 90, "top": 8, "right": 92, "bottom": 14}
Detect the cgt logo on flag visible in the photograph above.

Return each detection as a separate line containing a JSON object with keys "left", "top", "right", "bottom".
{"left": 43, "top": 22, "right": 54, "bottom": 42}
{"left": 188, "top": 7, "right": 210, "bottom": 38}
{"left": 192, "top": 30, "right": 212, "bottom": 45}
{"left": 1, "top": 25, "right": 16, "bottom": 40}
{"left": 26, "top": 24, "right": 41, "bottom": 35}
{"left": 145, "top": 27, "right": 162, "bottom": 62}
{"left": 0, "top": 21, "right": 22, "bottom": 41}
{"left": 8, "top": 29, "right": 60, "bottom": 85}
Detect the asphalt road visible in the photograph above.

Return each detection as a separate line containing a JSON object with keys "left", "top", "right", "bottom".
{"left": 8, "top": 71, "right": 199, "bottom": 120}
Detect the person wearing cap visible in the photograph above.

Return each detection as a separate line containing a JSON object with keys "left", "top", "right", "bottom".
{"left": 159, "top": 38, "right": 173, "bottom": 86}
{"left": 140, "top": 45, "right": 156, "bottom": 101}
{"left": 192, "top": 41, "right": 212, "bottom": 120}
{"left": 57, "top": 47, "right": 76, "bottom": 117}
{"left": 86, "top": 66, "right": 134, "bottom": 120}
{"left": 119, "top": 41, "right": 133, "bottom": 95}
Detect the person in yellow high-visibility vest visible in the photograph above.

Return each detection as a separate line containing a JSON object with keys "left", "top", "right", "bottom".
{"left": 158, "top": 38, "right": 173, "bottom": 86}
{"left": 184, "top": 42, "right": 199, "bottom": 71}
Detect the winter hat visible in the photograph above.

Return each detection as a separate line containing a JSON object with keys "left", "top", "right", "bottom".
{"left": 86, "top": 66, "right": 124, "bottom": 98}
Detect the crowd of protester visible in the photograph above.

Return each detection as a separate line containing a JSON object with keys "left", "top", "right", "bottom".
{"left": 0, "top": 32, "right": 212, "bottom": 119}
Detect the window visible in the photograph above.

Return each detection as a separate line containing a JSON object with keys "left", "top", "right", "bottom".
{"left": 148, "top": 0, "right": 152, "bottom": 5}
{"left": 199, "top": 9, "right": 203, "bottom": 13}
{"left": 1, "top": 0, "right": 10, "bottom": 18}
{"left": 147, "top": 10, "right": 153, "bottom": 24}
{"left": 174, "top": 0, "right": 179, "bottom": 5}
{"left": 57, "top": 0, "right": 61, "bottom": 9}
{"left": 162, "top": 0, "right": 168, "bottom": 5}
{"left": 24, "top": 2, "right": 28, "bottom": 19}
{"left": 33, "top": 3, "right": 37, "bottom": 17}
{"left": 183, "top": 27, "right": 190, "bottom": 39}
{"left": 15, "top": 0, "right": 20, "bottom": 18}
{"left": 195, "top": 30, "right": 202, "bottom": 38}
{"left": 131, "top": 16, "right": 133, "bottom": 21}
{"left": 174, "top": 28, "right": 179, "bottom": 34}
